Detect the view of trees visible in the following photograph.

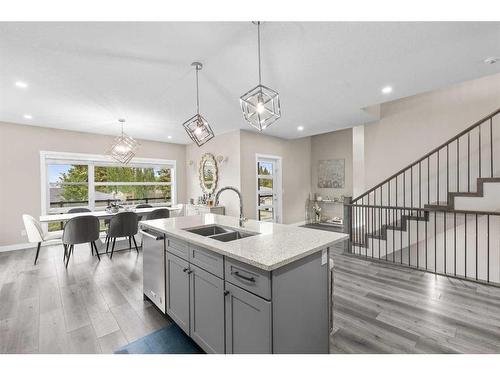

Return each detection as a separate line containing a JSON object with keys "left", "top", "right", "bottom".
{"left": 52, "top": 165, "right": 172, "bottom": 206}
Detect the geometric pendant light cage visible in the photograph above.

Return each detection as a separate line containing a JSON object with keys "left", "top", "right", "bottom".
{"left": 183, "top": 62, "right": 215, "bottom": 146}
{"left": 106, "top": 118, "right": 139, "bottom": 164}
{"left": 240, "top": 21, "right": 281, "bottom": 131}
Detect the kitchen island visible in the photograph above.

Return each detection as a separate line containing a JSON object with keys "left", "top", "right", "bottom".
{"left": 140, "top": 214, "right": 347, "bottom": 354}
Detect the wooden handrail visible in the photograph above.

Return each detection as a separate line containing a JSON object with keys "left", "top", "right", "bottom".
{"left": 352, "top": 106, "right": 500, "bottom": 203}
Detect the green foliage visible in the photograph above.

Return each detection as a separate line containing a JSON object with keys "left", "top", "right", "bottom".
{"left": 59, "top": 165, "right": 88, "bottom": 202}
{"left": 57, "top": 165, "right": 172, "bottom": 205}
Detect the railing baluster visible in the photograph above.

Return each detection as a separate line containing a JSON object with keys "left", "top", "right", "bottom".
{"left": 379, "top": 189, "right": 382, "bottom": 259}
{"left": 468, "top": 132, "right": 471, "bottom": 192}
{"left": 411, "top": 166, "right": 413, "bottom": 208}
{"left": 437, "top": 151, "right": 440, "bottom": 204}
{"left": 432, "top": 211, "right": 436, "bottom": 273}
{"left": 475, "top": 213, "right": 478, "bottom": 281}
{"left": 425, "top": 210, "right": 428, "bottom": 271}
{"left": 428, "top": 157, "right": 430, "bottom": 204}
{"left": 491, "top": 117, "right": 494, "bottom": 177}
{"left": 403, "top": 171, "right": 406, "bottom": 208}
{"left": 487, "top": 215, "right": 490, "bottom": 283}
{"left": 479, "top": 124, "right": 482, "bottom": 178}
{"left": 444, "top": 211, "right": 446, "bottom": 275}
{"left": 366, "top": 195, "right": 369, "bottom": 256}
{"left": 446, "top": 144, "right": 449, "bottom": 202}
{"left": 408, "top": 209, "right": 411, "bottom": 266}
{"left": 465, "top": 213, "right": 467, "bottom": 278}
{"left": 454, "top": 212, "right": 457, "bottom": 277}
{"left": 419, "top": 162, "right": 421, "bottom": 208}
{"left": 457, "top": 138, "right": 460, "bottom": 192}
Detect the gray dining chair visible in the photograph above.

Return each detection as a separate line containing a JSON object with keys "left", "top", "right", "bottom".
{"left": 67, "top": 207, "right": 91, "bottom": 214}
{"left": 147, "top": 208, "right": 170, "bottom": 220}
{"left": 67, "top": 207, "right": 97, "bottom": 255}
{"left": 106, "top": 211, "right": 139, "bottom": 259}
{"left": 62, "top": 215, "right": 101, "bottom": 268}
{"left": 135, "top": 203, "right": 152, "bottom": 221}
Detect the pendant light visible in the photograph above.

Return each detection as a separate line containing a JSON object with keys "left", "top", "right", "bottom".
{"left": 107, "top": 118, "right": 139, "bottom": 164}
{"left": 183, "top": 62, "right": 215, "bottom": 147}
{"left": 240, "top": 21, "right": 281, "bottom": 131}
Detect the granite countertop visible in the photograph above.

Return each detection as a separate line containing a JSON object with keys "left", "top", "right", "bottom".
{"left": 139, "top": 214, "right": 348, "bottom": 271}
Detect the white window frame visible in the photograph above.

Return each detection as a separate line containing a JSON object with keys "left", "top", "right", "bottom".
{"left": 255, "top": 153, "right": 283, "bottom": 224}
{"left": 40, "top": 151, "right": 177, "bottom": 217}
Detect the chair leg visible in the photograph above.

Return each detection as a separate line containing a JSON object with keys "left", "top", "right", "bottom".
{"left": 106, "top": 236, "right": 110, "bottom": 254}
{"left": 129, "top": 237, "right": 132, "bottom": 249}
{"left": 93, "top": 242, "right": 101, "bottom": 261}
{"left": 132, "top": 236, "right": 139, "bottom": 253}
{"left": 65, "top": 245, "right": 73, "bottom": 268}
{"left": 63, "top": 244, "right": 67, "bottom": 262}
{"left": 110, "top": 238, "right": 116, "bottom": 259}
{"left": 34, "top": 242, "right": 41, "bottom": 265}
{"left": 91, "top": 242, "right": 94, "bottom": 256}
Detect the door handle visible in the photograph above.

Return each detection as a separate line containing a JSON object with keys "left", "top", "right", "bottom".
{"left": 224, "top": 291, "right": 230, "bottom": 296}
{"left": 182, "top": 268, "right": 189, "bottom": 272}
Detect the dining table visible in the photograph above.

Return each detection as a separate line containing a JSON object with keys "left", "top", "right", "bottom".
{"left": 39, "top": 205, "right": 183, "bottom": 255}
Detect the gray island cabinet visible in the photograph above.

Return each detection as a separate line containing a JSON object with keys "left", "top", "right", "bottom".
{"left": 141, "top": 214, "right": 347, "bottom": 354}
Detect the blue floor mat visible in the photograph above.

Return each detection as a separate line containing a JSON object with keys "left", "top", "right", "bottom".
{"left": 114, "top": 324, "right": 204, "bottom": 354}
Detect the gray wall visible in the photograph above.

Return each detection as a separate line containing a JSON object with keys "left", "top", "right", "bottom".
{"left": 0, "top": 121, "right": 187, "bottom": 247}
{"left": 240, "top": 130, "right": 312, "bottom": 224}
{"left": 364, "top": 72, "right": 500, "bottom": 191}
{"left": 185, "top": 130, "right": 241, "bottom": 217}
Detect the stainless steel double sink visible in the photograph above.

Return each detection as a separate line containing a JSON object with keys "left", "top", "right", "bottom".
{"left": 184, "top": 224, "right": 259, "bottom": 242}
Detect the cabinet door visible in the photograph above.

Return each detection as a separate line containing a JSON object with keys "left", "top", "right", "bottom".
{"left": 166, "top": 252, "right": 190, "bottom": 335}
{"left": 142, "top": 230, "right": 165, "bottom": 313}
{"left": 189, "top": 265, "right": 225, "bottom": 353}
{"left": 225, "top": 282, "right": 272, "bottom": 354}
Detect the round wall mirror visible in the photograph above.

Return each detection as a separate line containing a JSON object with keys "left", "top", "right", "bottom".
{"left": 199, "top": 153, "right": 218, "bottom": 194}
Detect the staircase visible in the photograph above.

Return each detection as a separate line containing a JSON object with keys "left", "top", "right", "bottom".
{"left": 347, "top": 107, "right": 500, "bottom": 286}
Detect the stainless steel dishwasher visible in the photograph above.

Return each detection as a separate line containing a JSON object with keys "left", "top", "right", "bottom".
{"left": 141, "top": 228, "right": 166, "bottom": 313}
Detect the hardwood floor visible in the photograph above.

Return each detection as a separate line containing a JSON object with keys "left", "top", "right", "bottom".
{"left": 0, "top": 243, "right": 171, "bottom": 354}
{"left": 330, "top": 243, "right": 500, "bottom": 353}
{"left": 2, "top": 240, "right": 500, "bottom": 353}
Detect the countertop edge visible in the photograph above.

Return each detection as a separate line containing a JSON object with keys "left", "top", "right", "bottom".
{"left": 139, "top": 221, "right": 348, "bottom": 271}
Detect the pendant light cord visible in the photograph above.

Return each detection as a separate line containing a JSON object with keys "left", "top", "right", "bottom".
{"left": 195, "top": 66, "right": 200, "bottom": 115}
{"left": 257, "top": 21, "right": 262, "bottom": 85}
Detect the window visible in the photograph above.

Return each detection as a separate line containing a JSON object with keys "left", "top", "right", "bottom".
{"left": 256, "top": 156, "right": 282, "bottom": 223}
{"left": 94, "top": 166, "right": 172, "bottom": 208}
{"left": 42, "top": 151, "right": 176, "bottom": 219}
{"left": 48, "top": 163, "right": 89, "bottom": 213}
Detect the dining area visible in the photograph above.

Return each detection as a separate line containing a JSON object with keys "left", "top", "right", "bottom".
{"left": 22, "top": 205, "right": 183, "bottom": 268}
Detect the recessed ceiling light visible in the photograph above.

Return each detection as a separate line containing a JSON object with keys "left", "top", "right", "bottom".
{"left": 381, "top": 86, "right": 393, "bottom": 94}
{"left": 23, "top": 114, "right": 33, "bottom": 119}
{"left": 297, "top": 126, "right": 304, "bottom": 131}
{"left": 15, "top": 81, "right": 28, "bottom": 89}
{"left": 484, "top": 57, "right": 499, "bottom": 65}
{"left": 167, "top": 135, "right": 172, "bottom": 139}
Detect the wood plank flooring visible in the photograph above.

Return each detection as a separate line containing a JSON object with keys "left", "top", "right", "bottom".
{"left": 330, "top": 243, "right": 500, "bottom": 353}
{"left": 0, "top": 243, "right": 171, "bottom": 354}
{"left": 2, "top": 240, "right": 500, "bottom": 353}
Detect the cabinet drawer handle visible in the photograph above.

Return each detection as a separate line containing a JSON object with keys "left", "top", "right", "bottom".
{"left": 232, "top": 271, "right": 256, "bottom": 283}
{"left": 187, "top": 270, "right": 193, "bottom": 274}
{"left": 183, "top": 268, "right": 189, "bottom": 272}
{"left": 224, "top": 291, "right": 230, "bottom": 296}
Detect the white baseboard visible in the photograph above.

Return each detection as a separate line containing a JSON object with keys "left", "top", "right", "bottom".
{"left": 0, "top": 242, "right": 34, "bottom": 253}
{"left": 0, "top": 239, "right": 62, "bottom": 253}
{"left": 288, "top": 220, "right": 306, "bottom": 226}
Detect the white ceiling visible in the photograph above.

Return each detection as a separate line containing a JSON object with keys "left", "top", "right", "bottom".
{"left": 1, "top": 22, "right": 500, "bottom": 144}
